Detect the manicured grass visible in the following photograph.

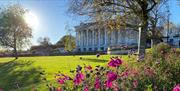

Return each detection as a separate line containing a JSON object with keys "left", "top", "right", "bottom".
{"left": 0, "top": 55, "right": 130, "bottom": 91}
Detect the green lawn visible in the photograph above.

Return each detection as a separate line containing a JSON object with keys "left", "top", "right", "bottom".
{"left": 0, "top": 55, "right": 131, "bottom": 91}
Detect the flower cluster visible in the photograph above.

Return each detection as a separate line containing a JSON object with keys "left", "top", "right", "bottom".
{"left": 56, "top": 74, "right": 72, "bottom": 84}
{"left": 105, "top": 71, "right": 117, "bottom": 88}
{"left": 108, "top": 57, "right": 122, "bottom": 67}
{"left": 173, "top": 84, "right": 180, "bottom": 91}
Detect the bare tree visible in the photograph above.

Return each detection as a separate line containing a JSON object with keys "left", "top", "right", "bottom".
{"left": 37, "top": 37, "right": 52, "bottom": 47}
{"left": 148, "top": 1, "right": 169, "bottom": 45}
{"left": 0, "top": 4, "right": 32, "bottom": 59}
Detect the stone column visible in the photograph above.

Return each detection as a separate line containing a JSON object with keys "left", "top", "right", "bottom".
{"left": 92, "top": 30, "right": 95, "bottom": 48}
{"left": 105, "top": 29, "right": 107, "bottom": 45}
{"left": 98, "top": 29, "right": 101, "bottom": 50}
{"left": 86, "top": 30, "right": 89, "bottom": 47}
{"left": 118, "top": 30, "right": 121, "bottom": 44}
{"left": 95, "top": 29, "right": 97, "bottom": 46}
{"left": 82, "top": 31, "right": 84, "bottom": 47}
{"left": 76, "top": 31, "right": 79, "bottom": 47}
{"left": 79, "top": 31, "right": 81, "bottom": 47}
{"left": 111, "top": 31, "right": 114, "bottom": 44}
{"left": 85, "top": 30, "right": 87, "bottom": 47}
{"left": 90, "top": 30, "right": 92, "bottom": 46}
{"left": 80, "top": 31, "right": 83, "bottom": 49}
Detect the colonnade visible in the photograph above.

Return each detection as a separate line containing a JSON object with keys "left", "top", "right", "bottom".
{"left": 76, "top": 28, "right": 138, "bottom": 52}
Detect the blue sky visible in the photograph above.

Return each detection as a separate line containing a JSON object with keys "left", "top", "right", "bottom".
{"left": 0, "top": 0, "right": 180, "bottom": 45}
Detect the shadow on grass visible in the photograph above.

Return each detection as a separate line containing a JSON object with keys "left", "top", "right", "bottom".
{"left": 80, "top": 58, "right": 108, "bottom": 63}
{"left": 0, "top": 59, "right": 42, "bottom": 91}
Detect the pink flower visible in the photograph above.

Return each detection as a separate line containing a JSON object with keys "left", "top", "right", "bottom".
{"left": 120, "top": 70, "right": 129, "bottom": 78}
{"left": 105, "top": 80, "right": 113, "bottom": 88}
{"left": 163, "top": 86, "right": 167, "bottom": 91}
{"left": 57, "top": 78, "right": 65, "bottom": 84}
{"left": 94, "top": 77, "right": 101, "bottom": 89}
{"left": 112, "top": 82, "right": 119, "bottom": 91}
{"left": 73, "top": 72, "right": 84, "bottom": 85}
{"left": 85, "top": 65, "right": 92, "bottom": 70}
{"left": 115, "top": 58, "right": 122, "bottom": 65}
{"left": 108, "top": 58, "right": 122, "bottom": 67}
{"left": 107, "top": 71, "right": 117, "bottom": 82}
{"left": 105, "top": 71, "right": 117, "bottom": 88}
{"left": 144, "top": 67, "right": 155, "bottom": 77}
{"left": 84, "top": 86, "right": 89, "bottom": 91}
{"left": 133, "top": 80, "right": 138, "bottom": 88}
{"left": 57, "top": 74, "right": 72, "bottom": 84}
{"left": 61, "top": 74, "right": 71, "bottom": 80}
{"left": 173, "top": 84, "right": 180, "bottom": 91}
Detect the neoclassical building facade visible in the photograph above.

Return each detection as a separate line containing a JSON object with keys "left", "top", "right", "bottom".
{"left": 75, "top": 23, "right": 139, "bottom": 52}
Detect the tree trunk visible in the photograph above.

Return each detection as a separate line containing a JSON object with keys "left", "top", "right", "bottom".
{"left": 13, "top": 31, "right": 18, "bottom": 59}
{"left": 138, "top": 24, "right": 147, "bottom": 58}
{"left": 14, "top": 45, "right": 18, "bottom": 59}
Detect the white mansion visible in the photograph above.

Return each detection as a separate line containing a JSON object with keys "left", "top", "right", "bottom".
{"left": 75, "top": 23, "right": 139, "bottom": 52}
{"left": 75, "top": 22, "right": 180, "bottom": 53}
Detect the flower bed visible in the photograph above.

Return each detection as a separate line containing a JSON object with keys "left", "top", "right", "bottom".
{"left": 43, "top": 48, "right": 180, "bottom": 91}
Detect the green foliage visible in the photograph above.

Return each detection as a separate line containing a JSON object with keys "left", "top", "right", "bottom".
{"left": 155, "top": 42, "right": 171, "bottom": 53}
{"left": 64, "top": 35, "right": 76, "bottom": 52}
{"left": 152, "top": 42, "right": 171, "bottom": 58}
{"left": 43, "top": 49, "right": 179, "bottom": 91}
{"left": 142, "top": 48, "right": 180, "bottom": 91}
{"left": 0, "top": 50, "right": 179, "bottom": 91}
{"left": 56, "top": 35, "right": 75, "bottom": 48}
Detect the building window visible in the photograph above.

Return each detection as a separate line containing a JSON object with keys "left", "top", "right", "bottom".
{"left": 169, "top": 39, "right": 174, "bottom": 46}
{"left": 101, "top": 47, "right": 104, "bottom": 51}
{"left": 83, "top": 48, "right": 86, "bottom": 51}
{"left": 78, "top": 48, "right": 81, "bottom": 52}
{"left": 94, "top": 48, "right": 98, "bottom": 51}
{"left": 89, "top": 48, "right": 92, "bottom": 51}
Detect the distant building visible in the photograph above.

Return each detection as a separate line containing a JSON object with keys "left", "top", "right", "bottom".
{"left": 75, "top": 23, "right": 138, "bottom": 53}
{"left": 161, "top": 23, "right": 180, "bottom": 48}
{"left": 75, "top": 22, "right": 180, "bottom": 54}
{"left": 30, "top": 45, "right": 53, "bottom": 56}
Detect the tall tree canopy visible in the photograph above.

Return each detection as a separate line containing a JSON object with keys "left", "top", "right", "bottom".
{"left": 0, "top": 4, "right": 32, "bottom": 59}
{"left": 68, "top": 0, "right": 168, "bottom": 57}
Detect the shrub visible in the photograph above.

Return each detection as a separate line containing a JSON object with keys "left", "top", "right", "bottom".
{"left": 144, "top": 47, "right": 180, "bottom": 91}
{"left": 156, "top": 42, "right": 171, "bottom": 53}
{"left": 42, "top": 50, "right": 179, "bottom": 91}
{"left": 152, "top": 42, "right": 171, "bottom": 58}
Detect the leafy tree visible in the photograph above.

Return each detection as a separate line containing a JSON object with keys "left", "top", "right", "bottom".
{"left": 56, "top": 35, "right": 67, "bottom": 47}
{"left": 56, "top": 35, "right": 76, "bottom": 52}
{"left": 64, "top": 35, "right": 76, "bottom": 52}
{"left": 0, "top": 4, "right": 32, "bottom": 59}
{"left": 68, "top": 0, "right": 168, "bottom": 58}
